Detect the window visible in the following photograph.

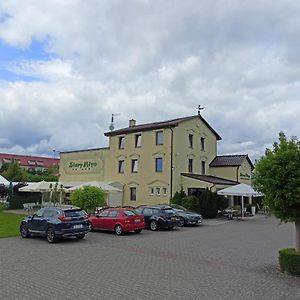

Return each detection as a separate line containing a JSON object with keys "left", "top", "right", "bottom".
{"left": 143, "top": 208, "right": 153, "bottom": 216}
{"left": 188, "top": 159, "right": 193, "bottom": 173}
{"left": 130, "top": 187, "right": 137, "bottom": 201}
{"left": 43, "top": 210, "right": 55, "bottom": 218}
{"left": 108, "top": 210, "right": 118, "bottom": 217}
{"left": 156, "top": 187, "right": 161, "bottom": 196}
{"left": 188, "top": 134, "right": 193, "bottom": 148}
{"left": 118, "top": 160, "right": 124, "bottom": 173}
{"left": 131, "top": 159, "right": 138, "bottom": 173}
{"left": 155, "top": 158, "right": 163, "bottom": 172}
{"left": 156, "top": 131, "right": 163, "bottom": 145}
{"left": 200, "top": 137, "right": 205, "bottom": 151}
{"left": 135, "top": 134, "right": 142, "bottom": 148}
{"left": 124, "top": 210, "right": 137, "bottom": 216}
{"left": 149, "top": 187, "right": 155, "bottom": 195}
{"left": 98, "top": 210, "right": 109, "bottom": 217}
{"left": 162, "top": 187, "right": 167, "bottom": 196}
{"left": 201, "top": 161, "right": 206, "bottom": 175}
{"left": 118, "top": 136, "right": 125, "bottom": 149}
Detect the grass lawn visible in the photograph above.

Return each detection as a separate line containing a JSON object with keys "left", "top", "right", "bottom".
{"left": 0, "top": 211, "right": 25, "bottom": 238}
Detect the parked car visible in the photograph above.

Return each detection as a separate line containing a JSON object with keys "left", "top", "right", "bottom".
{"left": 135, "top": 205, "right": 179, "bottom": 231}
{"left": 88, "top": 208, "right": 145, "bottom": 235}
{"left": 20, "top": 206, "right": 90, "bottom": 243}
{"left": 169, "top": 204, "right": 202, "bottom": 226}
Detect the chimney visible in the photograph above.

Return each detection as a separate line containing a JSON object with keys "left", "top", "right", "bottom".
{"left": 129, "top": 119, "right": 136, "bottom": 127}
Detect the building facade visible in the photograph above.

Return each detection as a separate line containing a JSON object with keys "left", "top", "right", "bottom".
{"left": 59, "top": 115, "right": 253, "bottom": 207}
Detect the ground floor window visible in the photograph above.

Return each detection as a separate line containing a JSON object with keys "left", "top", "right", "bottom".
{"left": 130, "top": 187, "right": 137, "bottom": 201}
{"left": 187, "top": 188, "right": 205, "bottom": 197}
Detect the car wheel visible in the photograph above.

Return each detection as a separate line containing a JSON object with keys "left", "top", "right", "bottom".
{"left": 20, "top": 224, "right": 31, "bottom": 238}
{"left": 114, "top": 225, "right": 124, "bottom": 236}
{"left": 46, "top": 228, "right": 57, "bottom": 243}
{"left": 134, "top": 229, "right": 142, "bottom": 234}
{"left": 150, "top": 220, "right": 158, "bottom": 231}
{"left": 178, "top": 217, "right": 185, "bottom": 227}
{"left": 76, "top": 234, "right": 85, "bottom": 240}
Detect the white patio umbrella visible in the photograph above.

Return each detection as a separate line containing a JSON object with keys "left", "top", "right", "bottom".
{"left": 217, "top": 183, "right": 263, "bottom": 217}
{"left": 66, "top": 181, "right": 122, "bottom": 192}
{"left": 19, "top": 181, "right": 57, "bottom": 206}
{"left": 0, "top": 175, "right": 9, "bottom": 186}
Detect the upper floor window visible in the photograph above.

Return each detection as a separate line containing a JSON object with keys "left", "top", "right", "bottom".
{"left": 131, "top": 159, "right": 138, "bottom": 173}
{"left": 156, "top": 131, "right": 163, "bottom": 145}
{"left": 130, "top": 187, "right": 137, "bottom": 201}
{"left": 200, "top": 137, "right": 205, "bottom": 151}
{"left": 155, "top": 158, "right": 163, "bottom": 172}
{"left": 188, "top": 159, "right": 193, "bottom": 173}
{"left": 118, "top": 160, "right": 124, "bottom": 173}
{"left": 118, "top": 136, "right": 125, "bottom": 149}
{"left": 188, "top": 134, "right": 193, "bottom": 148}
{"left": 201, "top": 161, "right": 206, "bottom": 175}
{"left": 135, "top": 134, "right": 142, "bottom": 148}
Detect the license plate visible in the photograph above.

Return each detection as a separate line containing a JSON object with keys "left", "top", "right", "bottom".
{"left": 134, "top": 219, "right": 141, "bottom": 223}
{"left": 73, "top": 224, "right": 83, "bottom": 229}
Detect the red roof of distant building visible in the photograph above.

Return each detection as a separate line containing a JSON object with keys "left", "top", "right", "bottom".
{"left": 0, "top": 153, "right": 59, "bottom": 168}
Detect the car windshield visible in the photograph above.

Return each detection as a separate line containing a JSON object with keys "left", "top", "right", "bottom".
{"left": 162, "top": 209, "right": 175, "bottom": 214}
{"left": 124, "top": 210, "right": 137, "bottom": 216}
{"left": 64, "top": 209, "right": 86, "bottom": 217}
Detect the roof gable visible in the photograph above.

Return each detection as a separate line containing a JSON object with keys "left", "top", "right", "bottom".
{"left": 210, "top": 155, "right": 254, "bottom": 169}
{"left": 104, "top": 115, "right": 222, "bottom": 140}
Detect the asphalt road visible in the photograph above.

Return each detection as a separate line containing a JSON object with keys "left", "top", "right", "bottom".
{"left": 0, "top": 215, "right": 299, "bottom": 300}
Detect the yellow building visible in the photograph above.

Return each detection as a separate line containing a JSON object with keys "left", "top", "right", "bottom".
{"left": 59, "top": 115, "right": 253, "bottom": 207}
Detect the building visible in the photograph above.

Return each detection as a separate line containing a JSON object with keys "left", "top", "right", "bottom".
{"left": 59, "top": 115, "right": 253, "bottom": 207}
{"left": 0, "top": 153, "right": 59, "bottom": 173}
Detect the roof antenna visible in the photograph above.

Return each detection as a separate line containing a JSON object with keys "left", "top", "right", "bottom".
{"left": 109, "top": 113, "right": 120, "bottom": 131}
{"left": 197, "top": 105, "right": 204, "bottom": 116}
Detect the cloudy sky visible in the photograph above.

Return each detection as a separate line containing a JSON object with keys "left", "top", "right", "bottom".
{"left": 0, "top": 0, "right": 299, "bottom": 162}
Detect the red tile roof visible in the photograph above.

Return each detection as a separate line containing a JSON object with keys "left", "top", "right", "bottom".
{"left": 210, "top": 155, "right": 254, "bottom": 169}
{"left": 0, "top": 153, "right": 59, "bottom": 168}
{"left": 104, "top": 115, "right": 222, "bottom": 140}
{"left": 181, "top": 173, "right": 238, "bottom": 185}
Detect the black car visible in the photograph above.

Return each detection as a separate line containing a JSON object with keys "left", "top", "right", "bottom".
{"left": 170, "top": 204, "right": 202, "bottom": 227}
{"left": 20, "top": 206, "right": 90, "bottom": 243}
{"left": 135, "top": 205, "right": 179, "bottom": 231}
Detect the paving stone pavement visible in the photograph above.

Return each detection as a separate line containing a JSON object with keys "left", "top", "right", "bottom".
{"left": 0, "top": 215, "right": 299, "bottom": 300}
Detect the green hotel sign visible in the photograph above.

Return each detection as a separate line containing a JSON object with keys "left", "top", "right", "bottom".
{"left": 68, "top": 161, "right": 98, "bottom": 172}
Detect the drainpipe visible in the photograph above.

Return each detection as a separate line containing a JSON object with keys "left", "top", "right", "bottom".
{"left": 170, "top": 127, "right": 174, "bottom": 198}
{"left": 236, "top": 166, "right": 239, "bottom": 182}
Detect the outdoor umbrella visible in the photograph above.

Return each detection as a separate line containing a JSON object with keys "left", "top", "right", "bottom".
{"left": 217, "top": 183, "right": 263, "bottom": 217}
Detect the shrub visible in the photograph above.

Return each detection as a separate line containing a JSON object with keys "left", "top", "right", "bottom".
{"left": 279, "top": 248, "right": 300, "bottom": 276}
{"left": 170, "top": 188, "right": 186, "bottom": 206}
{"left": 70, "top": 186, "right": 106, "bottom": 213}
{"left": 182, "top": 196, "right": 198, "bottom": 212}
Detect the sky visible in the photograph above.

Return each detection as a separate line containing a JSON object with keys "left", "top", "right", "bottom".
{"left": 0, "top": 0, "right": 299, "bottom": 162}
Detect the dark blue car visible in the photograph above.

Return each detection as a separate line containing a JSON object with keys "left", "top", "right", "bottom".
{"left": 20, "top": 206, "right": 90, "bottom": 243}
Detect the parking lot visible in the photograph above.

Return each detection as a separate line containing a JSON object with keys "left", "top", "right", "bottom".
{"left": 0, "top": 215, "right": 299, "bottom": 299}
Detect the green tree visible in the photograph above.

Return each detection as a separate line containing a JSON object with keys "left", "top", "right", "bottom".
{"left": 253, "top": 132, "right": 300, "bottom": 252}
{"left": 1, "top": 160, "right": 28, "bottom": 182}
{"left": 170, "top": 188, "right": 186, "bottom": 205}
{"left": 70, "top": 186, "right": 106, "bottom": 213}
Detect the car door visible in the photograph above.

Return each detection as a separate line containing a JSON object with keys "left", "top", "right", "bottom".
{"left": 106, "top": 210, "right": 119, "bottom": 230}
{"left": 27, "top": 209, "right": 45, "bottom": 233}
{"left": 94, "top": 210, "right": 109, "bottom": 229}
{"left": 142, "top": 208, "right": 153, "bottom": 227}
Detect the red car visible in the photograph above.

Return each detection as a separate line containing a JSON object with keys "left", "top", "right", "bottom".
{"left": 88, "top": 208, "right": 145, "bottom": 235}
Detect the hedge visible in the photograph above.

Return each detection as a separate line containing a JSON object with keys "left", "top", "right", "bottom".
{"left": 278, "top": 248, "right": 300, "bottom": 276}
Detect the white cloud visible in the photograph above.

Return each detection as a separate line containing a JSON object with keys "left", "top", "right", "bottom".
{"left": 0, "top": 0, "right": 300, "bottom": 162}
